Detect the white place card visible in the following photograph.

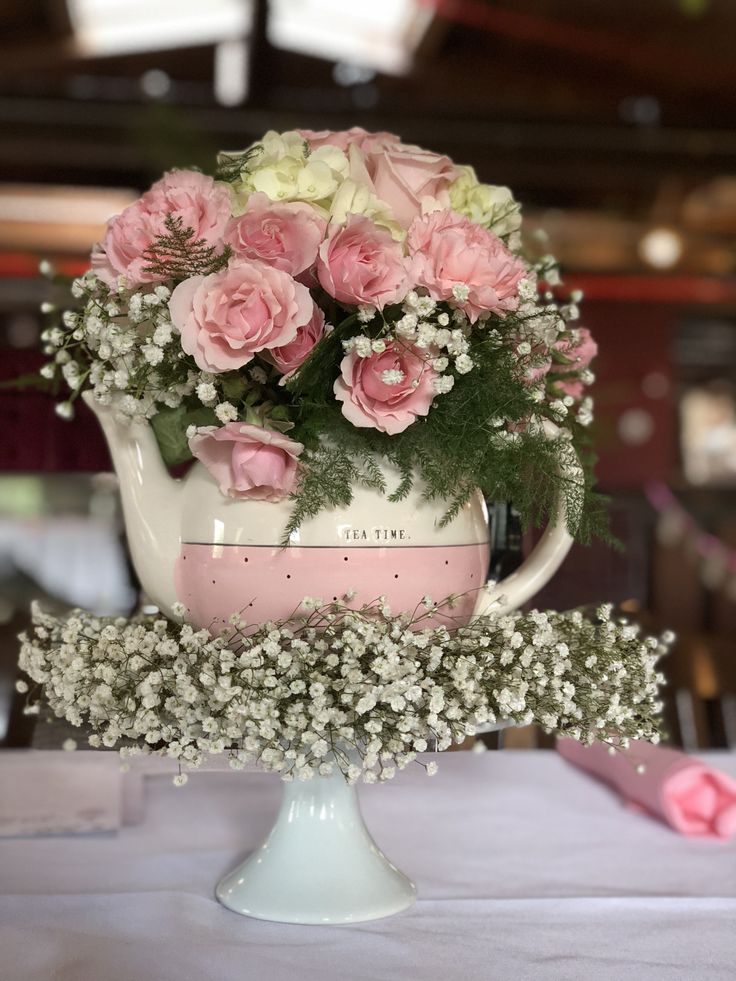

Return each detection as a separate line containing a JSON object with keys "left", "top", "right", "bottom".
{"left": 0, "top": 751, "right": 123, "bottom": 837}
{"left": 0, "top": 750, "right": 268, "bottom": 837}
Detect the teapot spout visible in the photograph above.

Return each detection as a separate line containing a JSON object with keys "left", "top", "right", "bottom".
{"left": 82, "top": 392, "right": 182, "bottom": 617}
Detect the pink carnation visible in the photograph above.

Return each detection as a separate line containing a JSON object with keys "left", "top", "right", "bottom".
{"left": 190, "top": 423, "right": 303, "bottom": 501}
{"left": 169, "top": 259, "right": 315, "bottom": 373}
{"left": 549, "top": 327, "right": 598, "bottom": 398}
{"left": 93, "top": 170, "right": 231, "bottom": 288}
{"left": 225, "top": 193, "right": 326, "bottom": 278}
{"left": 335, "top": 343, "right": 437, "bottom": 435}
{"left": 269, "top": 305, "right": 326, "bottom": 377}
{"left": 408, "top": 210, "right": 527, "bottom": 323}
{"left": 317, "top": 214, "right": 409, "bottom": 309}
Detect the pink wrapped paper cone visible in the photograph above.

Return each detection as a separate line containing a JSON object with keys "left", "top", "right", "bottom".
{"left": 557, "top": 738, "right": 736, "bottom": 839}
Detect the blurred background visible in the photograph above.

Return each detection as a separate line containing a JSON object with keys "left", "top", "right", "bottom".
{"left": 1, "top": 0, "right": 735, "bottom": 750}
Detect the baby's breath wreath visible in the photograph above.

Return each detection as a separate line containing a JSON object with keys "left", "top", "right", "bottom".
{"left": 18, "top": 596, "right": 668, "bottom": 783}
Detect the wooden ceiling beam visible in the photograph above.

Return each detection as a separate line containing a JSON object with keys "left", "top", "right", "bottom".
{"left": 429, "top": 0, "right": 736, "bottom": 95}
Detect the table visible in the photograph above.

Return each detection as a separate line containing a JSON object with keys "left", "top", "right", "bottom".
{"left": 1, "top": 751, "right": 735, "bottom": 981}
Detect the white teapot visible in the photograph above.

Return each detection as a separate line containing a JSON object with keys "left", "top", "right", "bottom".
{"left": 84, "top": 393, "right": 572, "bottom": 630}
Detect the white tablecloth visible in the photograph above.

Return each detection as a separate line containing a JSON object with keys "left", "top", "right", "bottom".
{"left": 1, "top": 751, "right": 735, "bottom": 981}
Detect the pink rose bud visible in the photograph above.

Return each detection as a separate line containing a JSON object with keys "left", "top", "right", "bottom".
{"left": 334, "top": 343, "right": 437, "bottom": 435}
{"left": 407, "top": 210, "right": 527, "bottom": 323}
{"left": 549, "top": 327, "right": 598, "bottom": 398}
{"left": 552, "top": 327, "right": 598, "bottom": 370}
{"left": 169, "top": 259, "right": 317, "bottom": 373}
{"left": 225, "top": 192, "right": 327, "bottom": 278}
{"left": 189, "top": 423, "right": 303, "bottom": 501}
{"left": 317, "top": 214, "right": 409, "bottom": 309}
{"left": 525, "top": 357, "right": 553, "bottom": 385}
{"left": 269, "top": 305, "right": 326, "bottom": 377}
{"left": 93, "top": 170, "right": 232, "bottom": 288}
{"left": 523, "top": 342, "right": 553, "bottom": 385}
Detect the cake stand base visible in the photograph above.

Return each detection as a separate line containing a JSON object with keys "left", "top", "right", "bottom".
{"left": 216, "top": 768, "right": 416, "bottom": 924}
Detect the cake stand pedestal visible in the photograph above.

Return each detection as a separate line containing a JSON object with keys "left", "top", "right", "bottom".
{"left": 216, "top": 767, "right": 416, "bottom": 924}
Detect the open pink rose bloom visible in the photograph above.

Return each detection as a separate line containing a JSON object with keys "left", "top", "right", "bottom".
{"left": 225, "top": 192, "right": 327, "bottom": 277}
{"left": 335, "top": 344, "right": 437, "bottom": 435}
{"left": 169, "top": 259, "right": 316, "bottom": 373}
{"left": 317, "top": 214, "right": 409, "bottom": 309}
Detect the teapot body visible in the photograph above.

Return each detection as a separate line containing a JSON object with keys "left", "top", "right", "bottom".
{"left": 84, "top": 380, "right": 572, "bottom": 633}
{"left": 174, "top": 462, "right": 491, "bottom": 630}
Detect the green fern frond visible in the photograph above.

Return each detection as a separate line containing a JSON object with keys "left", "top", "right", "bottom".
{"left": 142, "top": 214, "right": 231, "bottom": 281}
{"left": 215, "top": 145, "right": 262, "bottom": 182}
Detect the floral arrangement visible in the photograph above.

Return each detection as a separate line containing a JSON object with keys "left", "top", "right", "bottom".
{"left": 18, "top": 597, "right": 667, "bottom": 783}
{"left": 40, "top": 127, "right": 603, "bottom": 542}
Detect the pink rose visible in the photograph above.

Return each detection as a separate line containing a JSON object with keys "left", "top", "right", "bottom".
{"left": 94, "top": 170, "right": 232, "bottom": 288}
{"left": 169, "top": 259, "right": 315, "bottom": 373}
{"left": 299, "top": 127, "right": 399, "bottom": 153}
{"left": 335, "top": 343, "right": 437, "bottom": 435}
{"left": 361, "top": 139, "right": 459, "bottom": 228}
{"left": 408, "top": 210, "right": 527, "bottom": 323}
{"left": 549, "top": 327, "right": 598, "bottom": 398}
{"left": 224, "top": 193, "right": 326, "bottom": 278}
{"left": 269, "top": 305, "right": 326, "bottom": 377}
{"left": 190, "top": 423, "right": 303, "bottom": 501}
{"left": 302, "top": 130, "right": 458, "bottom": 227}
{"left": 317, "top": 214, "right": 409, "bottom": 309}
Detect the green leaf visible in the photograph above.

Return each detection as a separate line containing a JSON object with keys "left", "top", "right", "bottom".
{"left": 150, "top": 403, "right": 217, "bottom": 466}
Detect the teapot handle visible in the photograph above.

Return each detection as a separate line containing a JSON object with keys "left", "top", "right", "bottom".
{"left": 472, "top": 422, "right": 577, "bottom": 617}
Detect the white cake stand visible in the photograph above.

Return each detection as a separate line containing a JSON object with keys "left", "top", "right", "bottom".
{"left": 216, "top": 722, "right": 510, "bottom": 924}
